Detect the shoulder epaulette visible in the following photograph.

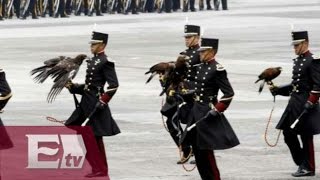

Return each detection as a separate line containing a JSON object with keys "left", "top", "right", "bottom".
{"left": 216, "top": 63, "right": 225, "bottom": 71}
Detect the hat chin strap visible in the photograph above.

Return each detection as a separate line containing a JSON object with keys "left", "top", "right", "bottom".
{"left": 297, "top": 43, "right": 308, "bottom": 55}
{"left": 188, "top": 37, "right": 197, "bottom": 48}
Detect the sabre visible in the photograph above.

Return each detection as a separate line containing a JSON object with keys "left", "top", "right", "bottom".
{"left": 178, "top": 116, "right": 205, "bottom": 145}
{"left": 290, "top": 109, "right": 307, "bottom": 129}
{"left": 186, "top": 116, "right": 205, "bottom": 132}
{"left": 81, "top": 103, "right": 99, "bottom": 126}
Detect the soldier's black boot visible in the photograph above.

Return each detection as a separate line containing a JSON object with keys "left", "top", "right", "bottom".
{"left": 0, "top": 16, "right": 3, "bottom": 21}
{"left": 96, "top": 10, "right": 103, "bottom": 16}
{"left": 60, "top": 13, "right": 69, "bottom": 17}
{"left": 177, "top": 147, "right": 192, "bottom": 164}
{"left": 291, "top": 166, "right": 315, "bottom": 177}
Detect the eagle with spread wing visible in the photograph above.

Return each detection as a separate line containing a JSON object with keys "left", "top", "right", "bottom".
{"left": 145, "top": 55, "right": 190, "bottom": 96}
{"left": 31, "top": 54, "right": 88, "bottom": 103}
{"left": 255, "top": 67, "right": 282, "bottom": 93}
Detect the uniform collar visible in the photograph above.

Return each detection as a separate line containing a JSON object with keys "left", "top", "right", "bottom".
{"left": 203, "top": 58, "right": 215, "bottom": 64}
{"left": 188, "top": 44, "right": 200, "bottom": 50}
{"left": 94, "top": 51, "right": 105, "bottom": 57}
{"left": 299, "top": 50, "right": 311, "bottom": 58}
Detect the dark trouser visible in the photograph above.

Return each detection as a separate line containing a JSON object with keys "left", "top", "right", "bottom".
{"left": 182, "top": 0, "right": 194, "bottom": 11}
{"left": 101, "top": 0, "right": 107, "bottom": 12}
{"left": 166, "top": 117, "right": 191, "bottom": 157}
{"left": 144, "top": 0, "right": 154, "bottom": 12}
{"left": 93, "top": 0, "right": 102, "bottom": 14}
{"left": 283, "top": 129, "right": 315, "bottom": 171}
{"left": 194, "top": 148, "right": 221, "bottom": 180}
{"left": 213, "top": 0, "right": 226, "bottom": 10}
{"left": 171, "top": 0, "right": 179, "bottom": 10}
{"left": 55, "top": 0, "right": 66, "bottom": 16}
{"left": 47, "top": 0, "right": 54, "bottom": 16}
{"left": 22, "top": 0, "right": 37, "bottom": 17}
{"left": 0, "top": 0, "right": 6, "bottom": 18}
{"left": 13, "top": 0, "right": 21, "bottom": 17}
{"left": 65, "top": 0, "right": 72, "bottom": 14}
{"left": 126, "top": 0, "right": 137, "bottom": 13}
{"left": 83, "top": 134, "right": 109, "bottom": 173}
{"left": 163, "top": 0, "right": 171, "bottom": 12}
{"left": 188, "top": 129, "right": 220, "bottom": 180}
{"left": 221, "top": 0, "right": 226, "bottom": 9}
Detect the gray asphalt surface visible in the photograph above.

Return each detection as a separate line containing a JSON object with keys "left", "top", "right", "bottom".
{"left": 1, "top": 0, "right": 320, "bottom": 179}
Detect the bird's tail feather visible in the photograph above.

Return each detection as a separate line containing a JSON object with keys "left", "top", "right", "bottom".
{"left": 258, "top": 80, "right": 265, "bottom": 94}
{"left": 146, "top": 72, "right": 157, "bottom": 84}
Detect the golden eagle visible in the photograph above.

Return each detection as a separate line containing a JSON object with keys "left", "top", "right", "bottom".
{"left": 31, "top": 54, "right": 88, "bottom": 103}
{"left": 255, "top": 67, "right": 282, "bottom": 93}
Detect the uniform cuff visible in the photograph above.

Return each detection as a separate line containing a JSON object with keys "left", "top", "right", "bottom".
{"left": 100, "top": 93, "right": 111, "bottom": 104}
{"left": 308, "top": 93, "right": 320, "bottom": 104}
{"left": 215, "top": 102, "right": 227, "bottom": 112}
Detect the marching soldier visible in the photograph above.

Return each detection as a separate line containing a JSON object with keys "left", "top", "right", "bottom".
{"left": 183, "top": 38, "right": 239, "bottom": 179}
{"left": 65, "top": 31, "right": 121, "bottom": 178}
{"left": 161, "top": 24, "right": 201, "bottom": 164}
{"left": 270, "top": 31, "right": 320, "bottom": 177}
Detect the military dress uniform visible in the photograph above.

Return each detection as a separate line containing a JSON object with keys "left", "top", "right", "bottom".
{"left": 65, "top": 32, "right": 120, "bottom": 178}
{"left": 0, "top": 69, "right": 13, "bottom": 150}
{"left": 183, "top": 38, "right": 239, "bottom": 180}
{"left": 272, "top": 31, "right": 320, "bottom": 177}
{"left": 180, "top": 25, "right": 202, "bottom": 90}
{"left": 161, "top": 25, "right": 201, "bottom": 164}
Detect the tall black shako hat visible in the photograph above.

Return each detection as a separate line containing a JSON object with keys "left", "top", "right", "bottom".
{"left": 198, "top": 38, "right": 219, "bottom": 52}
{"left": 291, "top": 31, "right": 308, "bottom": 45}
{"left": 89, "top": 31, "right": 108, "bottom": 44}
{"left": 184, "top": 25, "right": 200, "bottom": 37}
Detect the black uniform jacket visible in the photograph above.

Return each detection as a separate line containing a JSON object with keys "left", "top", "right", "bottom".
{"left": 186, "top": 59, "right": 240, "bottom": 150}
{"left": 65, "top": 53, "right": 120, "bottom": 136}
{"left": 276, "top": 52, "right": 320, "bottom": 135}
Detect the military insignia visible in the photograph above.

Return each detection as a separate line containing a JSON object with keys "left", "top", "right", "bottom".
{"left": 312, "top": 54, "right": 320, "bottom": 60}
{"left": 108, "top": 57, "right": 115, "bottom": 63}
{"left": 95, "top": 59, "right": 101, "bottom": 65}
{"left": 216, "top": 64, "right": 225, "bottom": 71}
